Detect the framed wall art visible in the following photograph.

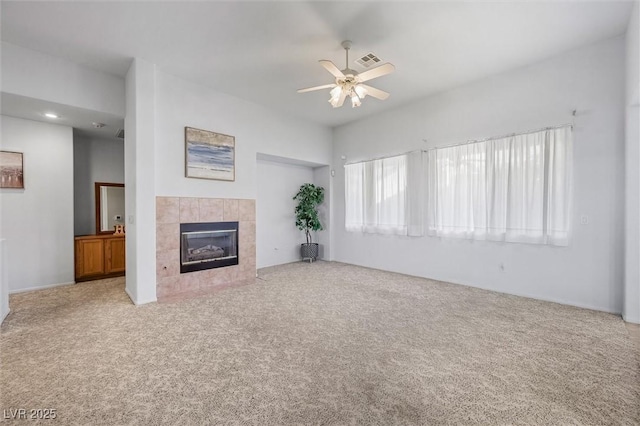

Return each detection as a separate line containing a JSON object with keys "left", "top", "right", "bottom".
{"left": 0, "top": 151, "right": 24, "bottom": 189}
{"left": 185, "top": 127, "right": 235, "bottom": 182}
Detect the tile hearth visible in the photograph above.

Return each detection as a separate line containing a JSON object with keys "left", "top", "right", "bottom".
{"left": 156, "top": 197, "right": 256, "bottom": 300}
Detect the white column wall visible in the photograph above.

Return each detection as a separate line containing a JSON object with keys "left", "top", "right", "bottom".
{"left": 624, "top": 2, "right": 640, "bottom": 323}
{"left": 124, "top": 59, "right": 157, "bottom": 305}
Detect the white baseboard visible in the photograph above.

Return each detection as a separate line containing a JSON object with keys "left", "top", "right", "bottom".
{"left": 9, "top": 281, "right": 76, "bottom": 294}
{"left": 456, "top": 276, "right": 621, "bottom": 315}
{"left": 447, "top": 280, "right": 621, "bottom": 316}
{"left": 489, "top": 288, "right": 621, "bottom": 316}
{"left": 334, "top": 260, "right": 622, "bottom": 316}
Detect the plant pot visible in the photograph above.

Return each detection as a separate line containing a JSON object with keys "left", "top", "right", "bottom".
{"left": 300, "top": 243, "right": 319, "bottom": 263}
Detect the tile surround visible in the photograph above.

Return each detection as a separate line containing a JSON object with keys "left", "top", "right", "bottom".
{"left": 156, "top": 197, "right": 179, "bottom": 224}
{"left": 198, "top": 198, "right": 224, "bottom": 222}
{"left": 156, "top": 196, "right": 256, "bottom": 300}
{"left": 179, "top": 197, "right": 200, "bottom": 223}
{"left": 223, "top": 199, "right": 239, "bottom": 221}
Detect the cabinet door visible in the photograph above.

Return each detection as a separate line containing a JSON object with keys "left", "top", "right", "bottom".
{"left": 76, "top": 239, "right": 105, "bottom": 278}
{"left": 105, "top": 238, "right": 126, "bottom": 274}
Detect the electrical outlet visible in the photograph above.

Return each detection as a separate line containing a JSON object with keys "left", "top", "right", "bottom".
{"left": 580, "top": 215, "right": 589, "bottom": 225}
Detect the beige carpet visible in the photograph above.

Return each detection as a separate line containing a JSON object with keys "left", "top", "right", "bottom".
{"left": 1, "top": 261, "right": 639, "bottom": 425}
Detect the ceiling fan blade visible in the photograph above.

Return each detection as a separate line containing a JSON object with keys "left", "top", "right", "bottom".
{"left": 359, "top": 84, "right": 390, "bottom": 100}
{"left": 357, "top": 63, "right": 395, "bottom": 83}
{"left": 297, "top": 84, "right": 336, "bottom": 93}
{"left": 319, "top": 60, "right": 345, "bottom": 79}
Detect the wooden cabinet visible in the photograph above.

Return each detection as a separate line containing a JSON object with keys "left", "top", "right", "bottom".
{"left": 75, "top": 234, "right": 125, "bottom": 281}
{"left": 105, "top": 237, "right": 126, "bottom": 274}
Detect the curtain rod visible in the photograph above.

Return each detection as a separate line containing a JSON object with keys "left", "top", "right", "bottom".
{"left": 344, "top": 149, "right": 422, "bottom": 166}
{"left": 425, "top": 123, "right": 573, "bottom": 151}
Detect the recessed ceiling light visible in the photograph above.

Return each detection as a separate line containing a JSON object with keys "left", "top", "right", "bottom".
{"left": 44, "top": 113, "right": 58, "bottom": 119}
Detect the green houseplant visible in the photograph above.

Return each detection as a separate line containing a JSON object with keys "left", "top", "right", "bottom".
{"left": 293, "top": 183, "right": 325, "bottom": 262}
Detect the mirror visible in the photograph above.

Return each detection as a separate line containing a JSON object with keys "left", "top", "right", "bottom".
{"left": 95, "top": 182, "right": 125, "bottom": 234}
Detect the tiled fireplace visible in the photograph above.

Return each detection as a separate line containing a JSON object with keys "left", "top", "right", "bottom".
{"left": 156, "top": 197, "right": 256, "bottom": 300}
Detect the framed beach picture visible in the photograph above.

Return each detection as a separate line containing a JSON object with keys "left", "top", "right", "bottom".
{"left": 185, "top": 127, "right": 235, "bottom": 181}
{"left": 0, "top": 151, "right": 24, "bottom": 189}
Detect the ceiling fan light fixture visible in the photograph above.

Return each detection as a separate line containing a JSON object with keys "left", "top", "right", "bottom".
{"left": 330, "top": 85, "right": 342, "bottom": 99}
{"left": 329, "top": 85, "right": 344, "bottom": 107}
{"left": 354, "top": 84, "right": 367, "bottom": 99}
{"left": 351, "top": 93, "right": 361, "bottom": 108}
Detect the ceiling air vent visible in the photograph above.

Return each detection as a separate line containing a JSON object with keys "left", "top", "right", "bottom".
{"left": 355, "top": 52, "right": 382, "bottom": 68}
{"left": 115, "top": 128, "right": 125, "bottom": 139}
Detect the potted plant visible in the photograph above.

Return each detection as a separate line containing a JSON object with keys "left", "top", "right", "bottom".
{"left": 293, "top": 183, "right": 325, "bottom": 262}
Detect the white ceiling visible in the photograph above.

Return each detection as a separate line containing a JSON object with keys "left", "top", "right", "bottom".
{"left": 0, "top": 1, "right": 634, "bottom": 128}
{"left": 0, "top": 93, "right": 125, "bottom": 141}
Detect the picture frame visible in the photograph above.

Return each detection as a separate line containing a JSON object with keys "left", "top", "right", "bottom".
{"left": 0, "top": 151, "right": 24, "bottom": 189}
{"left": 185, "top": 127, "right": 235, "bottom": 182}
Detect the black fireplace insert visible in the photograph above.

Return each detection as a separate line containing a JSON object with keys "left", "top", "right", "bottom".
{"left": 180, "top": 222, "right": 239, "bottom": 273}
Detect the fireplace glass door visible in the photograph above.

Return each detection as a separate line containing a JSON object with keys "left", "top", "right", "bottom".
{"left": 180, "top": 222, "right": 239, "bottom": 273}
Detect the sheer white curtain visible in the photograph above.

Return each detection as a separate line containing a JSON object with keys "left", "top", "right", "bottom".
{"left": 428, "top": 126, "right": 572, "bottom": 246}
{"left": 502, "top": 131, "right": 546, "bottom": 243}
{"left": 363, "top": 155, "right": 407, "bottom": 234}
{"left": 545, "top": 126, "right": 573, "bottom": 246}
{"left": 427, "top": 142, "right": 487, "bottom": 239}
{"left": 345, "top": 154, "right": 413, "bottom": 235}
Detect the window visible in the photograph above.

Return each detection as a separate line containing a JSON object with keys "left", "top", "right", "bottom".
{"left": 427, "top": 126, "right": 572, "bottom": 246}
{"left": 345, "top": 154, "right": 408, "bottom": 235}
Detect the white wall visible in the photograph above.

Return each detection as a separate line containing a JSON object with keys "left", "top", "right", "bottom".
{"left": 256, "top": 159, "right": 315, "bottom": 268}
{"left": 0, "top": 116, "right": 74, "bottom": 292}
{"left": 1, "top": 42, "right": 125, "bottom": 117}
{"left": 333, "top": 36, "right": 626, "bottom": 314}
{"left": 124, "top": 58, "right": 157, "bottom": 305}
{"left": 154, "top": 71, "right": 332, "bottom": 199}
{"left": 624, "top": 2, "right": 640, "bottom": 323}
{"left": 73, "top": 136, "right": 124, "bottom": 235}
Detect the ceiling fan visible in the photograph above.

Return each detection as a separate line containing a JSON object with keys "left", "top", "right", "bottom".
{"left": 297, "top": 40, "right": 395, "bottom": 108}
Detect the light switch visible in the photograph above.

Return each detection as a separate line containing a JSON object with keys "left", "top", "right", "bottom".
{"left": 128, "top": 215, "right": 135, "bottom": 224}
{"left": 580, "top": 215, "right": 589, "bottom": 225}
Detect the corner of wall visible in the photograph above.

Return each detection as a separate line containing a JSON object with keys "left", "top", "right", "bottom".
{"left": 124, "top": 58, "right": 157, "bottom": 305}
{"left": 623, "top": 0, "right": 640, "bottom": 325}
